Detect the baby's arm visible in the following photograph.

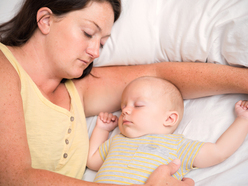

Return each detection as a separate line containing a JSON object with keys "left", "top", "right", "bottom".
{"left": 194, "top": 100, "right": 248, "bottom": 168}
{"left": 87, "top": 112, "right": 118, "bottom": 171}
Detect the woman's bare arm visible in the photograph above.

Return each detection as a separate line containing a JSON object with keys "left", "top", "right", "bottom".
{"left": 78, "top": 62, "right": 248, "bottom": 117}
{"left": 0, "top": 54, "right": 89, "bottom": 185}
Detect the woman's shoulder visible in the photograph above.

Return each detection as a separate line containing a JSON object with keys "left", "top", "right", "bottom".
{"left": 0, "top": 50, "right": 21, "bottom": 87}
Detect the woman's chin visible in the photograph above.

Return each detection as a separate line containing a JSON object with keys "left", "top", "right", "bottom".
{"left": 70, "top": 70, "right": 85, "bottom": 79}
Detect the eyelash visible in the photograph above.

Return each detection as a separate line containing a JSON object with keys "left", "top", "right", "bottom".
{"left": 84, "top": 32, "right": 104, "bottom": 48}
{"left": 120, "top": 104, "right": 143, "bottom": 110}
{"left": 84, "top": 32, "right": 92, "bottom": 38}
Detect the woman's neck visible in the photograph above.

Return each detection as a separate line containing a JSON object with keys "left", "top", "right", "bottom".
{"left": 7, "top": 38, "right": 63, "bottom": 96}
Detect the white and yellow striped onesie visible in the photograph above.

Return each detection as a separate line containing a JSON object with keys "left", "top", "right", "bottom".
{"left": 94, "top": 133, "right": 204, "bottom": 184}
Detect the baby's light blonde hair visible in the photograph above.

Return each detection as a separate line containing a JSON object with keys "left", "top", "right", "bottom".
{"left": 129, "top": 76, "right": 184, "bottom": 126}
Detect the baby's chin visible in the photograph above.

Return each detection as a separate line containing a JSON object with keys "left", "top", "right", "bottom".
{"left": 120, "top": 132, "right": 149, "bottom": 138}
{"left": 121, "top": 130, "right": 172, "bottom": 138}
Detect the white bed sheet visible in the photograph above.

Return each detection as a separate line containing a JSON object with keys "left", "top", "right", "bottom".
{"left": 85, "top": 94, "right": 248, "bottom": 185}
{"left": 85, "top": 0, "right": 248, "bottom": 185}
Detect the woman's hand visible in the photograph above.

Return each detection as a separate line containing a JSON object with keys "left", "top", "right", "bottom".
{"left": 145, "top": 159, "right": 195, "bottom": 186}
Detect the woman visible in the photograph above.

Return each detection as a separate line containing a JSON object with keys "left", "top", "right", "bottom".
{"left": 0, "top": 0, "right": 247, "bottom": 185}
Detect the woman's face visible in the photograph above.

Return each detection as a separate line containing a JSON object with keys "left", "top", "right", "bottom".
{"left": 45, "top": 1, "right": 114, "bottom": 79}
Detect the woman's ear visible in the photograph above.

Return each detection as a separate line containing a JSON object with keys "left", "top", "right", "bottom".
{"left": 163, "top": 111, "right": 179, "bottom": 127}
{"left": 37, "top": 7, "right": 53, "bottom": 35}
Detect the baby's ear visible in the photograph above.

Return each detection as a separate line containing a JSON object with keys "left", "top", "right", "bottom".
{"left": 37, "top": 7, "right": 53, "bottom": 35}
{"left": 163, "top": 111, "right": 179, "bottom": 127}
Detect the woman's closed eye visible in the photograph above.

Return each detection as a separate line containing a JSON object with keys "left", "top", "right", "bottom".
{"left": 84, "top": 31, "right": 92, "bottom": 38}
{"left": 84, "top": 32, "right": 104, "bottom": 48}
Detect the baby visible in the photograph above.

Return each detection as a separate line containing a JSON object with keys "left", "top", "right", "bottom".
{"left": 87, "top": 76, "right": 248, "bottom": 185}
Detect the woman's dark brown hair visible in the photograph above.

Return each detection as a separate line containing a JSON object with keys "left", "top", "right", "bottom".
{"left": 0, "top": 0, "right": 121, "bottom": 79}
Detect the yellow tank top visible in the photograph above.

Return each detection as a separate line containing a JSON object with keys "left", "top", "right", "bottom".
{"left": 0, "top": 43, "right": 89, "bottom": 179}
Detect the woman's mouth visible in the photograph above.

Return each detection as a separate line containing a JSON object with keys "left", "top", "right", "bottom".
{"left": 79, "top": 59, "right": 89, "bottom": 65}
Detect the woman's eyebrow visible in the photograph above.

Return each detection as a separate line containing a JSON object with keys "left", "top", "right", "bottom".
{"left": 87, "top": 20, "right": 111, "bottom": 37}
{"left": 90, "top": 20, "right": 101, "bottom": 32}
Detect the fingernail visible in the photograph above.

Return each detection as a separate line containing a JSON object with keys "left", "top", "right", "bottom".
{"left": 172, "top": 159, "right": 180, "bottom": 165}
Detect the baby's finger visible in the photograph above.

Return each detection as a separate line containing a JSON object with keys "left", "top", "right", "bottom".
{"left": 99, "top": 112, "right": 108, "bottom": 122}
{"left": 98, "top": 112, "right": 104, "bottom": 120}
{"left": 106, "top": 113, "right": 113, "bottom": 122}
{"left": 103, "top": 112, "right": 111, "bottom": 122}
{"left": 242, "top": 100, "right": 248, "bottom": 109}
{"left": 235, "top": 100, "right": 242, "bottom": 108}
{"left": 240, "top": 100, "right": 246, "bottom": 108}
{"left": 111, "top": 115, "right": 118, "bottom": 122}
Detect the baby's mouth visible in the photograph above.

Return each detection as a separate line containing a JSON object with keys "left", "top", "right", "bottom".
{"left": 122, "top": 119, "right": 133, "bottom": 125}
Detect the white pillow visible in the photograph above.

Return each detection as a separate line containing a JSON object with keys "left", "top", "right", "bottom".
{"left": 94, "top": 0, "right": 248, "bottom": 67}
{"left": 0, "top": 0, "right": 22, "bottom": 24}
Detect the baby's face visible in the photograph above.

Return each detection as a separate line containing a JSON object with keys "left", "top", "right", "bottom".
{"left": 118, "top": 80, "right": 171, "bottom": 138}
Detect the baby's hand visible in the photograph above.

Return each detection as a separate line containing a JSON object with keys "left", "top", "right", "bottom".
{"left": 235, "top": 100, "right": 248, "bottom": 120}
{"left": 96, "top": 112, "right": 118, "bottom": 132}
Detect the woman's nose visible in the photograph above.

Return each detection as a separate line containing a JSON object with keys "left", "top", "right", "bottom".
{"left": 86, "top": 40, "right": 100, "bottom": 59}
